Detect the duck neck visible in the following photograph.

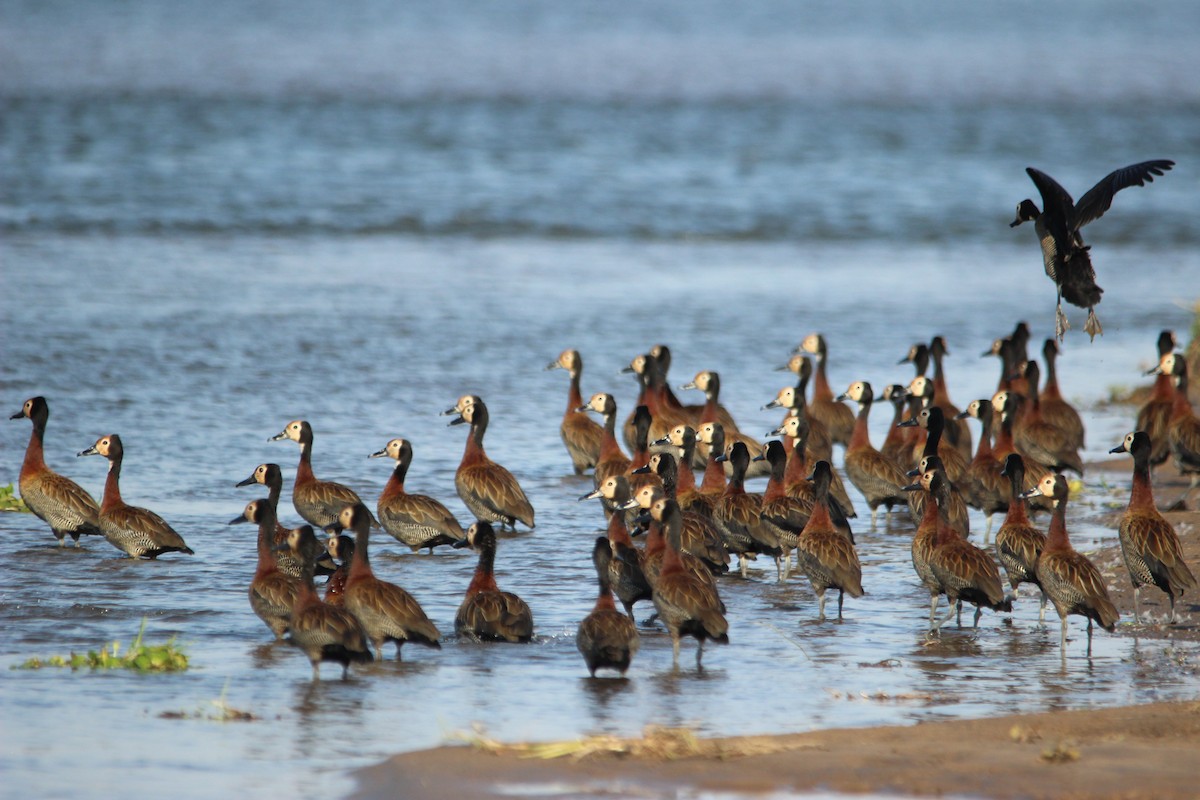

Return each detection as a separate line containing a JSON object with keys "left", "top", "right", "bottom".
{"left": 462, "top": 419, "right": 488, "bottom": 462}
{"left": 19, "top": 419, "right": 48, "bottom": 479}
{"left": 972, "top": 412, "right": 994, "bottom": 463}
{"left": 466, "top": 540, "right": 499, "bottom": 595}
{"left": 660, "top": 517, "right": 685, "bottom": 574}
{"left": 848, "top": 401, "right": 873, "bottom": 452}
{"left": 607, "top": 508, "right": 634, "bottom": 548}
{"left": 763, "top": 457, "right": 786, "bottom": 502}
{"left": 101, "top": 455, "right": 124, "bottom": 513}
{"left": 807, "top": 477, "right": 834, "bottom": 530}
{"left": 255, "top": 514, "right": 280, "bottom": 577}
{"left": 1129, "top": 451, "right": 1156, "bottom": 511}
{"left": 599, "top": 411, "right": 623, "bottom": 460}
{"left": 723, "top": 464, "right": 746, "bottom": 497}
{"left": 593, "top": 574, "right": 617, "bottom": 612}
{"left": 916, "top": 489, "right": 938, "bottom": 532}
{"left": 783, "top": 441, "right": 809, "bottom": 490}
{"left": 1043, "top": 353, "right": 1063, "bottom": 400}
{"left": 1045, "top": 498, "right": 1071, "bottom": 552}
{"left": 700, "top": 440, "right": 726, "bottom": 493}
{"left": 812, "top": 348, "right": 834, "bottom": 403}
{"left": 993, "top": 410, "right": 1016, "bottom": 459}
{"left": 880, "top": 400, "right": 906, "bottom": 453}
{"left": 380, "top": 458, "right": 409, "bottom": 502}
{"left": 349, "top": 524, "right": 373, "bottom": 580}
{"left": 931, "top": 353, "right": 949, "bottom": 402}
{"left": 676, "top": 446, "right": 698, "bottom": 493}
{"left": 295, "top": 436, "right": 315, "bottom": 488}
{"left": 922, "top": 416, "right": 942, "bottom": 460}
{"left": 566, "top": 370, "right": 584, "bottom": 416}
{"left": 643, "top": 519, "right": 666, "bottom": 555}
{"left": 1170, "top": 371, "right": 1192, "bottom": 419}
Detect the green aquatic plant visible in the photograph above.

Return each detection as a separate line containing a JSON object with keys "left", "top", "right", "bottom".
{"left": 0, "top": 484, "right": 30, "bottom": 513}
{"left": 13, "top": 619, "right": 188, "bottom": 672}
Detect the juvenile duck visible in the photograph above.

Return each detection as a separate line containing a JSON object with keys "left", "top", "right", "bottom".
{"left": 78, "top": 434, "right": 193, "bottom": 558}
{"left": 1011, "top": 160, "right": 1174, "bottom": 340}
{"left": 11, "top": 396, "right": 102, "bottom": 546}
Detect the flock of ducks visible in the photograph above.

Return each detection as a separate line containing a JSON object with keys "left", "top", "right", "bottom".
{"left": 11, "top": 318, "right": 1200, "bottom": 679}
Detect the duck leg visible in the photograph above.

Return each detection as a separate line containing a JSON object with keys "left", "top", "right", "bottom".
{"left": 928, "top": 593, "right": 940, "bottom": 629}
{"left": 1055, "top": 292, "right": 1070, "bottom": 341}
{"left": 816, "top": 589, "right": 827, "bottom": 621}
{"left": 837, "top": 589, "right": 846, "bottom": 620}
{"left": 1084, "top": 308, "right": 1102, "bottom": 341}
{"left": 1133, "top": 585, "right": 1142, "bottom": 624}
{"left": 695, "top": 640, "right": 706, "bottom": 669}
{"left": 1038, "top": 591, "right": 1047, "bottom": 625}
{"left": 931, "top": 601, "right": 958, "bottom": 635}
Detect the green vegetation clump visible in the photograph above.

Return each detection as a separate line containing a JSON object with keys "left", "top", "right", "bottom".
{"left": 0, "top": 484, "right": 30, "bottom": 513}
{"left": 13, "top": 619, "right": 188, "bottom": 672}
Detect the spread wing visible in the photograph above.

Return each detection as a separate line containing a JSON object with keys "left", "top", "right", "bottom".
{"left": 1072, "top": 160, "right": 1174, "bottom": 230}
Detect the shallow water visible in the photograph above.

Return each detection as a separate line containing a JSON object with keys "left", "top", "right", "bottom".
{"left": 3, "top": 1, "right": 1200, "bottom": 798}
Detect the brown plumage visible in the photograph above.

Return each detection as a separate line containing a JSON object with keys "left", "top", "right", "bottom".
{"left": 452, "top": 521, "right": 534, "bottom": 642}
{"left": 956, "top": 398, "right": 1009, "bottom": 541}
{"left": 277, "top": 524, "right": 373, "bottom": 679}
{"left": 901, "top": 470, "right": 944, "bottom": 629}
{"left": 911, "top": 454, "right": 970, "bottom": 537}
{"left": 1039, "top": 339, "right": 1085, "bottom": 450}
{"left": 236, "top": 462, "right": 336, "bottom": 579}
{"left": 715, "top": 441, "right": 784, "bottom": 580}
{"left": 764, "top": 376, "right": 834, "bottom": 464}
{"left": 1150, "top": 353, "right": 1200, "bottom": 509}
{"left": 340, "top": 503, "right": 442, "bottom": 660}
{"left": 650, "top": 497, "right": 729, "bottom": 669}
{"left": 684, "top": 370, "right": 768, "bottom": 478}
{"left": 579, "top": 476, "right": 653, "bottom": 618}
{"left": 1135, "top": 331, "right": 1177, "bottom": 468}
{"left": 838, "top": 381, "right": 910, "bottom": 530}
{"left": 270, "top": 419, "right": 379, "bottom": 533}
{"left": 576, "top": 536, "right": 641, "bottom": 677}
{"left": 795, "top": 333, "right": 855, "bottom": 446}
{"left": 229, "top": 499, "right": 298, "bottom": 639}
{"left": 927, "top": 336, "right": 973, "bottom": 462}
{"left": 1026, "top": 473, "right": 1119, "bottom": 653}
{"left": 793, "top": 461, "right": 864, "bottom": 620}
{"left": 991, "top": 390, "right": 1053, "bottom": 513}
{"left": 626, "top": 405, "right": 663, "bottom": 498}
{"left": 925, "top": 470, "right": 1011, "bottom": 633}
{"left": 1110, "top": 431, "right": 1197, "bottom": 623}
{"left": 444, "top": 396, "right": 535, "bottom": 530}
{"left": 768, "top": 412, "right": 856, "bottom": 520}
{"left": 993, "top": 454, "right": 1047, "bottom": 621}
{"left": 546, "top": 348, "right": 604, "bottom": 474}
{"left": 754, "top": 439, "right": 811, "bottom": 574}
{"left": 638, "top": 452, "right": 729, "bottom": 574}
{"left": 11, "top": 396, "right": 103, "bottom": 546}
{"left": 1014, "top": 360, "right": 1084, "bottom": 475}
{"left": 878, "top": 384, "right": 913, "bottom": 471}
{"left": 580, "top": 392, "right": 632, "bottom": 490}
{"left": 623, "top": 484, "right": 723, "bottom": 595}
{"left": 323, "top": 534, "right": 354, "bottom": 607}
{"left": 370, "top": 438, "right": 463, "bottom": 553}
{"left": 77, "top": 434, "right": 193, "bottom": 559}
{"left": 694, "top": 421, "right": 729, "bottom": 501}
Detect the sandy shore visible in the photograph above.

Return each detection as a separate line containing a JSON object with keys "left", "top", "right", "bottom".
{"left": 353, "top": 463, "right": 1200, "bottom": 800}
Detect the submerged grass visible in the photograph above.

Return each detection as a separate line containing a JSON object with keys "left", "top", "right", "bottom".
{"left": 13, "top": 619, "right": 188, "bottom": 672}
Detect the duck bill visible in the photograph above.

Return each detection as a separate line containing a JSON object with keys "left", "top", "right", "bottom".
{"left": 77, "top": 445, "right": 99, "bottom": 457}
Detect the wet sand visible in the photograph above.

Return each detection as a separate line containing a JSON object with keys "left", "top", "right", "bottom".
{"left": 354, "top": 464, "right": 1200, "bottom": 799}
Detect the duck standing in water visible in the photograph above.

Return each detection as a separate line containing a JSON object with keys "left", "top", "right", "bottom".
{"left": 1010, "top": 159, "right": 1174, "bottom": 340}
{"left": 576, "top": 536, "right": 640, "bottom": 678}
{"left": 452, "top": 521, "right": 534, "bottom": 642}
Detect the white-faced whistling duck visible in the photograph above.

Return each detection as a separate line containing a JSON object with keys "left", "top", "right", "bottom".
{"left": 794, "top": 333, "right": 856, "bottom": 447}
{"left": 653, "top": 424, "right": 712, "bottom": 518}
{"left": 1024, "top": 473, "right": 1119, "bottom": 654}
{"left": 927, "top": 336, "right": 973, "bottom": 462}
{"left": 229, "top": 499, "right": 297, "bottom": 639}
{"left": 992, "top": 390, "right": 1053, "bottom": 514}
{"left": 339, "top": 503, "right": 441, "bottom": 660}
{"left": 763, "top": 372, "right": 834, "bottom": 465}
{"left": 1110, "top": 431, "right": 1197, "bottom": 623}
{"left": 1013, "top": 360, "right": 1084, "bottom": 476}
{"left": 580, "top": 392, "right": 632, "bottom": 490}
{"left": 580, "top": 476, "right": 653, "bottom": 618}
{"left": 685, "top": 370, "right": 767, "bottom": 478}
{"left": 649, "top": 497, "right": 729, "bottom": 669}
{"left": 1039, "top": 339, "right": 1085, "bottom": 450}
{"left": 76, "top": 434, "right": 193, "bottom": 559}
{"left": 636, "top": 451, "right": 729, "bottom": 575}
{"left": 924, "top": 469, "right": 1011, "bottom": 633}
{"left": 901, "top": 469, "right": 945, "bottom": 629}
{"left": 236, "top": 463, "right": 336, "bottom": 579}
{"left": 444, "top": 395, "right": 535, "bottom": 531}
{"left": 11, "top": 396, "right": 102, "bottom": 546}
{"left": 695, "top": 421, "right": 729, "bottom": 500}
{"left": 276, "top": 524, "right": 372, "bottom": 679}
{"left": 754, "top": 439, "right": 811, "bottom": 576}
{"left": 878, "top": 384, "right": 912, "bottom": 472}
{"left": 576, "top": 536, "right": 641, "bottom": 678}
{"left": 715, "top": 441, "right": 784, "bottom": 580}
{"left": 911, "top": 454, "right": 970, "bottom": 537}
{"left": 323, "top": 534, "right": 354, "bottom": 607}
{"left": 1136, "top": 331, "right": 1178, "bottom": 468}
{"left": 956, "top": 398, "right": 1009, "bottom": 541}
{"left": 838, "top": 381, "right": 911, "bottom": 530}
{"left": 994, "top": 454, "right": 1047, "bottom": 621}
{"left": 757, "top": 437, "right": 853, "bottom": 545}
{"left": 649, "top": 344, "right": 708, "bottom": 426}
{"left": 627, "top": 405, "right": 664, "bottom": 498}
{"left": 1012, "top": 160, "right": 1174, "bottom": 340}
{"left": 621, "top": 484, "right": 722, "bottom": 594}
{"left": 369, "top": 438, "right": 463, "bottom": 553}
{"left": 1148, "top": 353, "right": 1200, "bottom": 509}
{"left": 270, "top": 420, "right": 379, "bottom": 533}
{"left": 794, "top": 460, "right": 864, "bottom": 620}
{"left": 902, "top": 381, "right": 970, "bottom": 486}
{"left": 546, "top": 348, "right": 604, "bottom": 475}
{"left": 452, "top": 521, "right": 534, "bottom": 642}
